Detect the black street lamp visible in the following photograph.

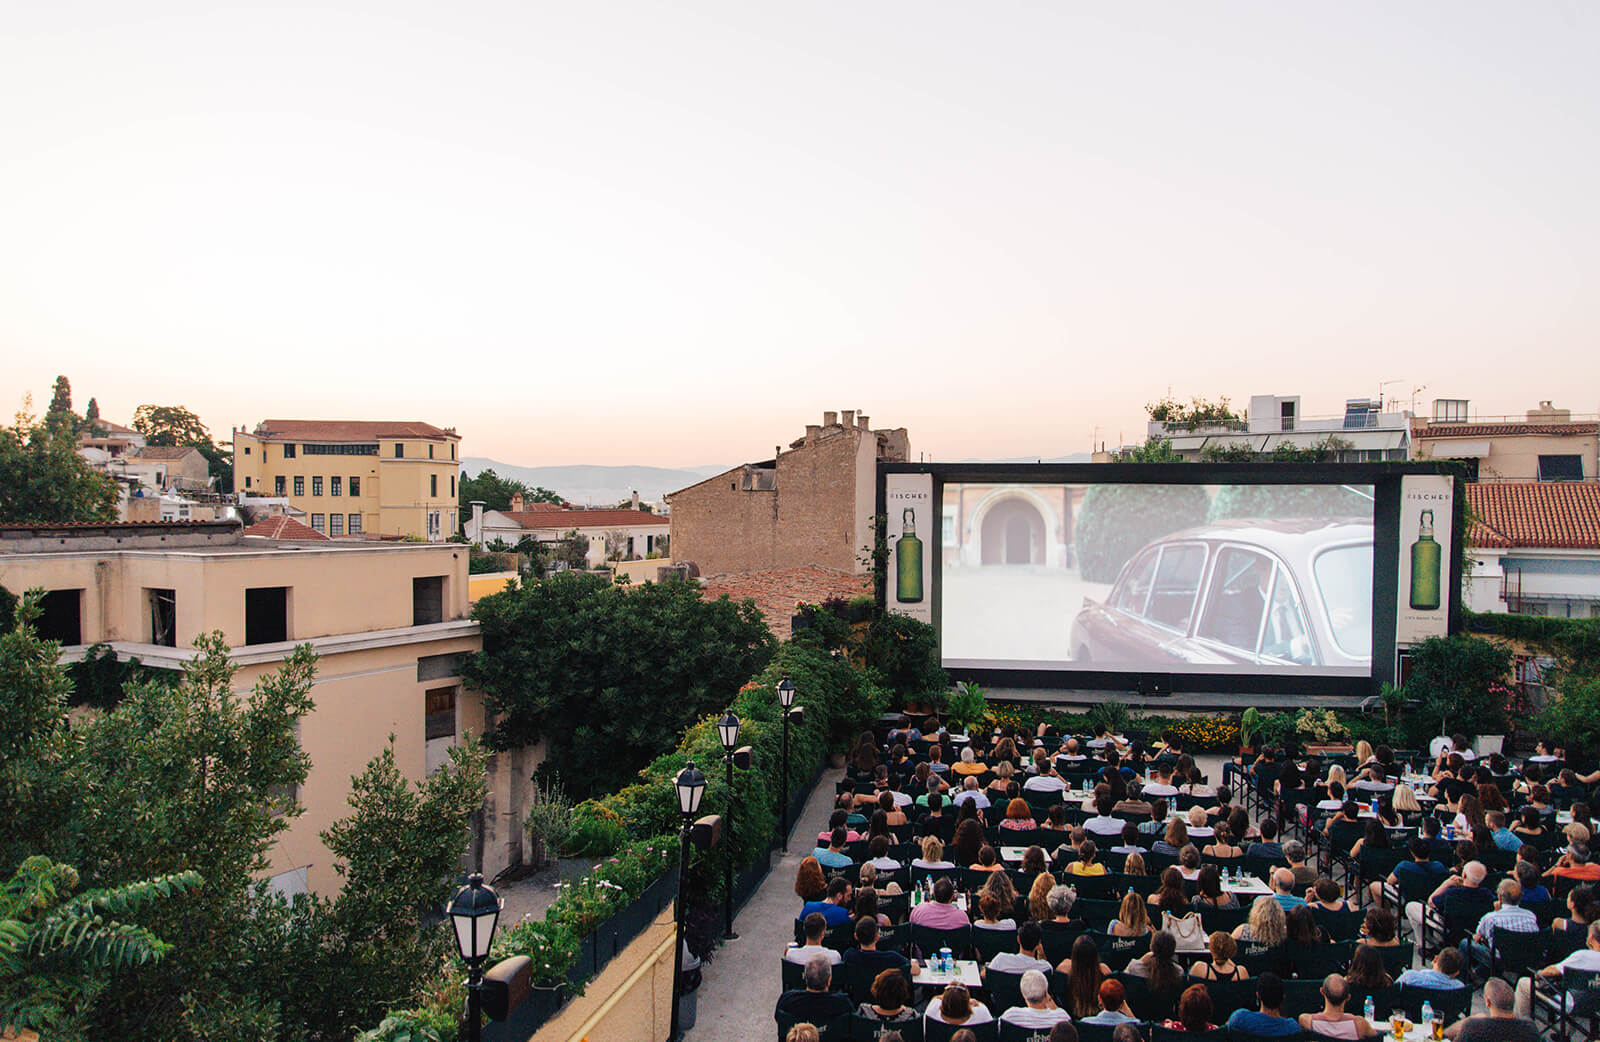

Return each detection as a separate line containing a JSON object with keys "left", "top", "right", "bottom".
{"left": 447, "top": 873, "right": 503, "bottom": 1042}
{"left": 716, "top": 710, "right": 745, "bottom": 940}
{"left": 669, "top": 760, "right": 707, "bottom": 1042}
{"left": 777, "top": 675, "right": 797, "bottom": 852}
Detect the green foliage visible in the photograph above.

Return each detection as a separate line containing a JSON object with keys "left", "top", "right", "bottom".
{"left": 129, "top": 404, "right": 231, "bottom": 491}
{"left": 1239, "top": 707, "right": 1261, "bottom": 748}
{"left": 355, "top": 1014, "right": 452, "bottom": 1042}
{"left": 562, "top": 804, "right": 630, "bottom": 857}
{"left": 1085, "top": 701, "right": 1132, "bottom": 737}
{"left": 1075, "top": 484, "right": 1210, "bottom": 582}
{"left": 492, "top": 917, "right": 581, "bottom": 989}
{"left": 465, "top": 571, "right": 776, "bottom": 799}
{"left": 859, "top": 611, "right": 948, "bottom": 708}
{"left": 0, "top": 401, "right": 118, "bottom": 523}
{"left": 65, "top": 643, "right": 173, "bottom": 711}
{"left": 1403, "top": 633, "right": 1514, "bottom": 740}
{"left": 1197, "top": 442, "right": 1259, "bottom": 463}
{"left": 945, "top": 682, "right": 988, "bottom": 730}
{"left": 1146, "top": 396, "right": 1243, "bottom": 429}
{"left": 523, "top": 778, "right": 576, "bottom": 866}
{"left": 0, "top": 855, "right": 202, "bottom": 1035}
{"left": 458, "top": 468, "right": 563, "bottom": 513}
{"left": 1533, "top": 676, "right": 1600, "bottom": 760}
{"left": 467, "top": 550, "right": 513, "bottom": 574}
{"left": 1208, "top": 481, "right": 1371, "bottom": 522}
{"left": 1121, "top": 437, "right": 1185, "bottom": 462}
{"left": 0, "top": 584, "right": 13, "bottom": 634}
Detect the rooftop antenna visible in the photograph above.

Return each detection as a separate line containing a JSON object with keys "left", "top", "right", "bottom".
{"left": 1378, "top": 378, "right": 1405, "bottom": 411}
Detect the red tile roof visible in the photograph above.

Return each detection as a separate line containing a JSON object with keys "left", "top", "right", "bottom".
{"left": 699, "top": 566, "right": 872, "bottom": 639}
{"left": 502, "top": 509, "right": 667, "bottom": 530}
{"left": 250, "top": 419, "right": 459, "bottom": 441}
{"left": 240, "top": 516, "right": 332, "bottom": 541}
{"left": 1465, "top": 482, "right": 1600, "bottom": 550}
{"left": 1414, "top": 421, "right": 1598, "bottom": 439}
{"left": 131, "top": 445, "right": 204, "bottom": 461}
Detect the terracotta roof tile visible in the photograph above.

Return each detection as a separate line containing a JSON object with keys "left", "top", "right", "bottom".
{"left": 1465, "top": 482, "right": 1600, "bottom": 550}
{"left": 131, "top": 445, "right": 203, "bottom": 461}
{"left": 1414, "top": 421, "right": 1598, "bottom": 439}
{"left": 699, "top": 566, "right": 872, "bottom": 639}
{"left": 503, "top": 509, "right": 667, "bottom": 530}
{"left": 240, "top": 516, "right": 332, "bottom": 541}
{"left": 250, "top": 419, "right": 459, "bottom": 441}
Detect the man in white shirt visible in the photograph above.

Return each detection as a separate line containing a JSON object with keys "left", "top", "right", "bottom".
{"left": 1514, "top": 919, "right": 1600, "bottom": 1017}
{"left": 785, "top": 912, "right": 843, "bottom": 966}
{"left": 1056, "top": 738, "right": 1089, "bottom": 766}
{"left": 952, "top": 776, "right": 992, "bottom": 809}
{"left": 1141, "top": 765, "right": 1179, "bottom": 799}
{"left": 1024, "top": 768, "right": 1069, "bottom": 794}
{"left": 865, "top": 835, "right": 902, "bottom": 871}
{"left": 998, "top": 970, "right": 1071, "bottom": 1029}
{"left": 985, "top": 923, "right": 1053, "bottom": 977}
{"left": 1085, "top": 793, "right": 1125, "bottom": 837}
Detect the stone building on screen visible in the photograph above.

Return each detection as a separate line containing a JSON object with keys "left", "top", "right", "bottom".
{"left": 666, "top": 410, "right": 910, "bottom": 577}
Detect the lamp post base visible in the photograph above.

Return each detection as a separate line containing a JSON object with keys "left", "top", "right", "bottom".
{"left": 721, "top": 930, "right": 739, "bottom": 940}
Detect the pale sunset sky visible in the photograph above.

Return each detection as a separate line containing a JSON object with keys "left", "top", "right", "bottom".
{"left": 3, "top": 2, "right": 1595, "bottom": 467}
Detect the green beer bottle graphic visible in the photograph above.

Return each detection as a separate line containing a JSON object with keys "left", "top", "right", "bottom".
{"left": 1409, "top": 508, "right": 1441, "bottom": 611}
{"left": 896, "top": 507, "right": 923, "bottom": 603}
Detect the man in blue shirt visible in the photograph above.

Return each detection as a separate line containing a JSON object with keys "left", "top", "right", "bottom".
{"left": 1461, "top": 878, "right": 1538, "bottom": 979}
{"left": 1487, "top": 810, "right": 1523, "bottom": 852}
{"left": 811, "top": 827, "right": 852, "bottom": 869}
{"left": 1372, "top": 836, "right": 1445, "bottom": 906}
{"left": 1269, "top": 868, "right": 1307, "bottom": 913}
{"left": 799, "top": 877, "right": 853, "bottom": 926}
{"left": 1396, "top": 947, "right": 1468, "bottom": 990}
{"left": 1226, "top": 973, "right": 1302, "bottom": 1036}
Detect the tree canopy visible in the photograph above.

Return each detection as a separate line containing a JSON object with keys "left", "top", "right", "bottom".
{"left": 464, "top": 571, "right": 775, "bottom": 799}
{"left": 0, "top": 403, "right": 118, "bottom": 524}
{"left": 458, "top": 468, "right": 563, "bottom": 514}
{"left": 130, "top": 404, "right": 233, "bottom": 492}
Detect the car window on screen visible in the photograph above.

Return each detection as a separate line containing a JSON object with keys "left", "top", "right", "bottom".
{"left": 1313, "top": 545, "right": 1373, "bottom": 658}
{"left": 1196, "top": 547, "right": 1271, "bottom": 652}
{"left": 1146, "top": 544, "right": 1206, "bottom": 631}
{"left": 1114, "top": 550, "right": 1158, "bottom": 616}
{"left": 1260, "top": 568, "right": 1314, "bottom": 664}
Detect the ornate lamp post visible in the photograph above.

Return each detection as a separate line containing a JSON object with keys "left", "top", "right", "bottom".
{"left": 669, "top": 761, "right": 707, "bottom": 1042}
{"left": 716, "top": 710, "right": 748, "bottom": 940}
{"left": 447, "top": 873, "right": 502, "bottom": 1042}
{"left": 777, "top": 674, "right": 797, "bottom": 851}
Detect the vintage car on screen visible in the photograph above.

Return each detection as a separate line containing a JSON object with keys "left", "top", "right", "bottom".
{"left": 1070, "top": 519, "right": 1372, "bottom": 670}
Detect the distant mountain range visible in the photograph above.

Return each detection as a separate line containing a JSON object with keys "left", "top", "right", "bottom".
{"left": 462, "top": 458, "right": 728, "bottom": 507}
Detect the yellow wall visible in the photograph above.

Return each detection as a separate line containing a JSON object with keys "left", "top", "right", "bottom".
{"left": 468, "top": 571, "right": 518, "bottom": 601}
{"left": 1414, "top": 432, "right": 1598, "bottom": 482}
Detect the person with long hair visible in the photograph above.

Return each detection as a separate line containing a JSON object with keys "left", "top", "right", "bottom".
{"left": 1192, "top": 865, "right": 1239, "bottom": 910}
{"left": 1344, "top": 944, "right": 1392, "bottom": 993}
{"left": 1111, "top": 889, "right": 1153, "bottom": 937}
{"left": 1125, "top": 930, "right": 1184, "bottom": 1005}
{"left": 912, "top": 835, "right": 955, "bottom": 870}
{"left": 987, "top": 759, "right": 1015, "bottom": 797}
{"left": 1348, "top": 819, "right": 1392, "bottom": 859}
{"left": 1233, "top": 895, "right": 1288, "bottom": 946}
{"left": 858, "top": 967, "right": 919, "bottom": 1023}
{"left": 1204, "top": 822, "right": 1243, "bottom": 860}
{"left": 1153, "top": 818, "right": 1189, "bottom": 858}
{"left": 1021, "top": 845, "right": 1049, "bottom": 877}
{"left": 1001, "top": 798, "right": 1038, "bottom": 832}
{"left": 1057, "top": 934, "right": 1114, "bottom": 1018}
{"left": 1285, "top": 905, "right": 1324, "bottom": 946}
{"left": 974, "top": 890, "right": 1016, "bottom": 932}
{"left": 795, "top": 856, "right": 827, "bottom": 902}
{"left": 1149, "top": 866, "right": 1188, "bottom": 915}
{"left": 1029, "top": 872, "right": 1056, "bottom": 923}
{"left": 1392, "top": 784, "right": 1421, "bottom": 816}
{"left": 1191, "top": 931, "right": 1248, "bottom": 981}
{"left": 1166, "top": 984, "right": 1217, "bottom": 1033}
{"left": 1070, "top": 838, "right": 1107, "bottom": 876}
{"left": 980, "top": 866, "right": 1019, "bottom": 912}
{"left": 1123, "top": 851, "right": 1147, "bottom": 876}
{"left": 1454, "top": 793, "right": 1485, "bottom": 833}
{"left": 952, "top": 817, "right": 985, "bottom": 867}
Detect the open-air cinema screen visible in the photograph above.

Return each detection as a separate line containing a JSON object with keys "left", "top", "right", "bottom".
{"left": 938, "top": 481, "right": 1376, "bottom": 677}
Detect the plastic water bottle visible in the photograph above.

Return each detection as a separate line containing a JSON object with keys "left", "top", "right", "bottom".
{"left": 940, "top": 946, "right": 953, "bottom": 974}
{"left": 1371, "top": 795, "right": 1379, "bottom": 816}
{"left": 1421, "top": 1000, "right": 1434, "bottom": 1038}
{"left": 1364, "top": 996, "right": 1375, "bottom": 1024}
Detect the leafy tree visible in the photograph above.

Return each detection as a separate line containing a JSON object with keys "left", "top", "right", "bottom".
{"left": 0, "top": 402, "right": 117, "bottom": 523}
{"left": 1, "top": 856, "right": 202, "bottom": 1036}
{"left": 1197, "top": 442, "right": 1258, "bottom": 463}
{"left": 458, "top": 469, "right": 562, "bottom": 513}
{"left": 1121, "top": 436, "right": 1184, "bottom": 462}
{"left": 1403, "top": 634, "right": 1513, "bottom": 743}
{"left": 131, "top": 405, "right": 211, "bottom": 447}
{"left": 45, "top": 376, "right": 75, "bottom": 431}
{"left": 1145, "top": 395, "right": 1243, "bottom": 429}
{"left": 464, "top": 571, "right": 775, "bottom": 799}
{"left": 859, "top": 611, "right": 949, "bottom": 708}
{"left": 84, "top": 397, "right": 100, "bottom": 426}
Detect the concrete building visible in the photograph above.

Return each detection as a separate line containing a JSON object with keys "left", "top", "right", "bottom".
{"left": 1463, "top": 482, "right": 1600, "bottom": 618}
{"left": 1411, "top": 399, "right": 1598, "bottom": 483}
{"left": 665, "top": 410, "right": 910, "bottom": 576}
{"left": 0, "top": 520, "right": 534, "bottom": 894}
{"left": 77, "top": 419, "right": 145, "bottom": 460}
{"left": 1149, "top": 394, "right": 1412, "bottom": 462}
{"left": 232, "top": 420, "right": 462, "bottom": 541}
{"left": 464, "top": 494, "right": 669, "bottom": 567}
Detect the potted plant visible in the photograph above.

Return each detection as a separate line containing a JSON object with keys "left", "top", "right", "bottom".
{"left": 1239, "top": 707, "right": 1261, "bottom": 753}
{"left": 1296, "top": 708, "right": 1353, "bottom": 755}
{"left": 945, "top": 682, "right": 988, "bottom": 734}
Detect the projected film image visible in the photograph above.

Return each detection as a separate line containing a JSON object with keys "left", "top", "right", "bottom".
{"left": 939, "top": 482, "right": 1375, "bottom": 675}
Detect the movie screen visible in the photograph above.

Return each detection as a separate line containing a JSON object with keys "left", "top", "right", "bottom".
{"left": 937, "top": 482, "right": 1375, "bottom": 676}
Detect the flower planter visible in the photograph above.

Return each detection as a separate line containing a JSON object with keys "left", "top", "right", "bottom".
{"left": 1305, "top": 743, "right": 1354, "bottom": 756}
{"left": 557, "top": 855, "right": 599, "bottom": 883}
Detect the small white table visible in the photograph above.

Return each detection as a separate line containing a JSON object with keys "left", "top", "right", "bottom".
{"left": 915, "top": 958, "right": 982, "bottom": 988}
{"left": 1222, "top": 875, "right": 1273, "bottom": 897}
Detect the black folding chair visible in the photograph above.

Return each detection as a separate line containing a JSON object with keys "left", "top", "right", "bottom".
{"left": 778, "top": 1011, "right": 851, "bottom": 1042}
{"left": 851, "top": 1014, "right": 924, "bottom": 1041}
{"left": 924, "top": 1019, "right": 998, "bottom": 1042}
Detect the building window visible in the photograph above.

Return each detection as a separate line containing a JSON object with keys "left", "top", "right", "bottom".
{"left": 1538, "top": 455, "right": 1584, "bottom": 481}
{"left": 451, "top": 444, "right": 456, "bottom": 460}
{"left": 274, "top": 475, "right": 286, "bottom": 496}
{"left": 244, "top": 445, "right": 251, "bottom": 455}
{"left": 428, "top": 444, "right": 435, "bottom": 459}
{"left": 450, "top": 475, "right": 456, "bottom": 497}
{"left": 348, "top": 513, "right": 363, "bottom": 534}
{"left": 244, "top": 587, "right": 289, "bottom": 645}
{"left": 310, "top": 513, "right": 325, "bottom": 532}
{"left": 394, "top": 443, "right": 404, "bottom": 458}
{"left": 1433, "top": 399, "right": 1469, "bottom": 422}
{"left": 303, "top": 443, "right": 378, "bottom": 456}
{"left": 330, "top": 476, "right": 341, "bottom": 496}
{"left": 283, "top": 444, "right": 296, "bottom": 459}
{"left": 329, "top": 514, "right": 344, "bottom": 536}
{"left": 244, "top": 476, "right": 252, "bottom": 488}
{"left": 293, "top": 476, "right": 305, "bottom": 497}
{"left": 430, "top": 474, "right": 438, "bottom": 497}
{"left": 311, "top": 476, "right": 324, "bottom": 496}
{"left": 413, "top": 576, "right": 445, "bottom": 625}
{"left": 425, "top": 687, "right": 457, "bottom": 740}
{"left": 146, "top": 588, "right": 177, "bottom": 647}
{"left": 350, "top": 476, "right": 361, "bottom": 496}
{"left": 36, "top": 590, "right": 83, "bottom": 645}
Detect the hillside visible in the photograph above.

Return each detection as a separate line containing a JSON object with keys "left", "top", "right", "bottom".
{"left": 462, "top": 458, "right": 728, "bottom": 506}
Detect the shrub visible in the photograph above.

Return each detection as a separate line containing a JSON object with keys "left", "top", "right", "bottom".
{"left": 1167, "top": 715, "right": 1240, "bottom": 752}
{"left": 524, "top": 778, "right": 575, "bottom": 866}
{"left": 1533, "top": 676, "right": 1600, "bottom": 760}
{"left": 1404, "top": 634, "right": 1513, "bottom": 740}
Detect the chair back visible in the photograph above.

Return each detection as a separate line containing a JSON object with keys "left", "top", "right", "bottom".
{"left": 909, "top": 923, "right": 973, "bottom": 960}
{"left": 1375, "top": 943, "right": 1414, "bottom": 980}
{"left": 1280, "top": 978, "right": 1326, "bottom": 1018}
{"left": 985, "top": 969, "right": 1027, "bottom": 1016}
{"left": 781, "top": 957, "right": 806, "bottom": 991}
{"left": 1202, "top": 979, "right": 1256, "bottom": 1020}
{"left": 1291, "top": 940, "right": 1356, "bottom": 979}
{"left": 851, "top": 1014, "right": 924, "bottom": 1042}
{"left": 973, "top": 926, "right": 1015, "bottom": 964}
{"left": 1121, "top": 973, "right": 1180, "bottom": 1022}
{"left": 843, "top": 962, "right": 912, "bottom": 1005}
{"left": 1088, "top": 928, "right": 1149, "bottom": 971}
{"left": 923, "top": 1019, "right": 998, "bottom": 1042}
{"left": 1075, "top": 899, "right": 1122, "bottom": 927}
{"left": 1073, "top": 1020, "right": 1150, "bottom": 1042}
{"left": 1488, "top": 927, "right": 1547, "bottom": 982}
{"left": 1039, "top": 924, "right": 1083, "bottom": 966}
{"left": 1151, "top": 1028, "right": 1227, "bottom": 1042}
{"left": 998, "top": 1022, "right": 1062, "bottom": 1042}
{"left": 1198, "top": 904, "right": 1249, "bottom": 935}
{"left": 777, "top": 1011, "right": 850, "bottom": 1042}
{"left": 1397, "top": 983, "right": 1471, "bottom": 1024}
{"left": 1312, "top": 907, "right": 1364, "bottom": 942}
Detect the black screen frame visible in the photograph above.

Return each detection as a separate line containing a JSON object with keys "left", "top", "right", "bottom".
{"left": 876, "top": 460, "right": 1464, "bottom": 700}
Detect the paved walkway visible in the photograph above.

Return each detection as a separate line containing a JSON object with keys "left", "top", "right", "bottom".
{"left": 685, "top": 766, "right": 844, "bottom": 1042}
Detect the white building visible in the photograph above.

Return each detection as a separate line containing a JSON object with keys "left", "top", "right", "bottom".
{"left": 464, "top": 494, "right": 669, "bottom": 568}
{"left": 1150, "top": 394, "right": 1412, "bottom": 462}
{"left": 1464, "top": 482, "right": 1600, "bottom": 618}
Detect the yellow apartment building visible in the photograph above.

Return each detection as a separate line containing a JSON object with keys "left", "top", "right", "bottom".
{"left": 0, "top": 520, "right": 537, "bottom": 895}
{"left": 231, "top": 419, "right": 463, "bottom": 540}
